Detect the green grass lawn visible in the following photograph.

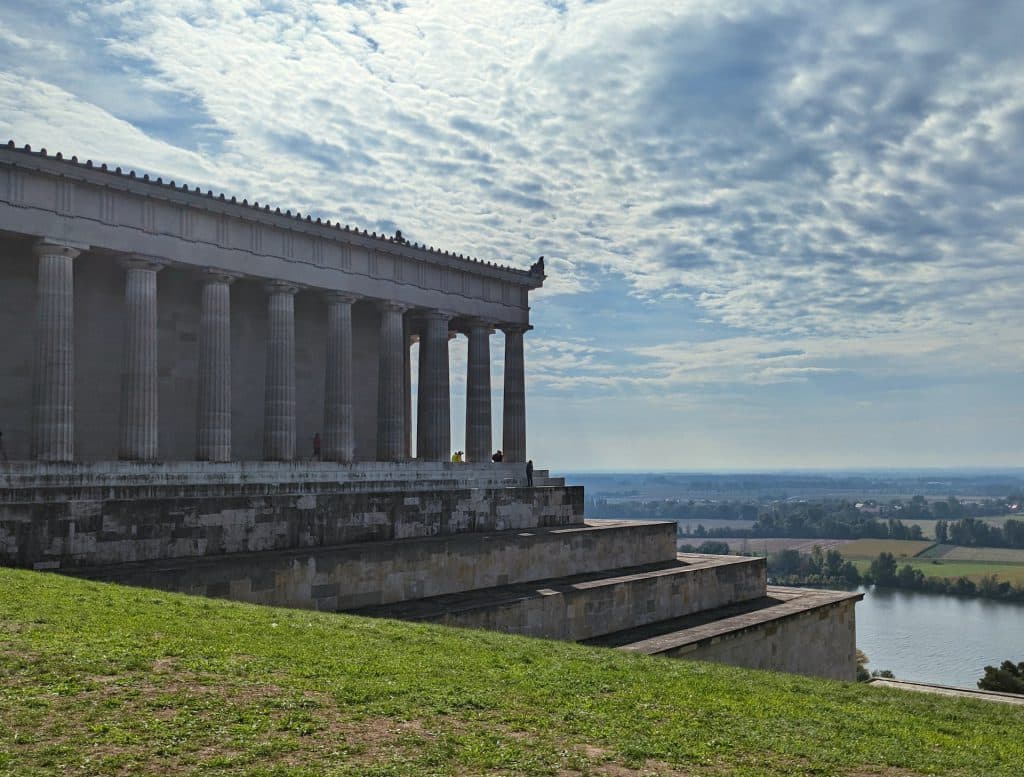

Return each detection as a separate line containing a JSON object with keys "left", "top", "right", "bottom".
{"left": 2, "top": 568, "right": 1023, "bottom": 776}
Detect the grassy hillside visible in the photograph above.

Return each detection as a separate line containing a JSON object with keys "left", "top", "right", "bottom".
{"left": 2, "top": 568, "right": 1022, "bottom": 776}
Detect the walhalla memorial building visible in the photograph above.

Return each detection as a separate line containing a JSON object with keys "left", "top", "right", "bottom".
{"left": 0, "top": 141, "right": 860, "bottom": 679}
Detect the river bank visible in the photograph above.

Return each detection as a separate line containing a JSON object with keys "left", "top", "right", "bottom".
{"left": 854, "top": 585, "right": 1024, "bottom": 689}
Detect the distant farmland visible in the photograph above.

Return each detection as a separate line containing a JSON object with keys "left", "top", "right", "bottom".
{"left": 837, "top": 539, "right": 935, "bottom": 559}
{"left": 921, "top": 545, "right": 1024, "bottom": 564}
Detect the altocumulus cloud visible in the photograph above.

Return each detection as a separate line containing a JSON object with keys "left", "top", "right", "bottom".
{"left": 1, "top": 0, "right": 1023, "bottom": 466}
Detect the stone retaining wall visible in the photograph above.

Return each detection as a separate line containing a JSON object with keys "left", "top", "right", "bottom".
{"left": 67, "top": 521, "right": 676, "bottom": 610}
{"left": 422, "top": 556, "right": 767, "bottom": 642}
{"left": 0, "top": 484, "right": 584, "bottom": 569}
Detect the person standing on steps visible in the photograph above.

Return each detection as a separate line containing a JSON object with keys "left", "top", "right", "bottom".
{"left": 526, "top": 459, "right": 534, "bottom": 487}
{"left": 313, "top": 433, "right": 321, "bottom": 461}
{"left": 491, "top": 449, "right": 503, "bottom": 463}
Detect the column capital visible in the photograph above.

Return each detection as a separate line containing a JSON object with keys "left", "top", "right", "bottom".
{"left": 324, "top": 291, "right": 360, "bottom": 305}
{"left": 33, "top": 238, "right": 87, "bottom": 260}
{"left": 421, "top": 308, "right": 457, "bottom": 322}
{"left": 378, "top": 300, "right": 411, "bottom": 314}
{"left": 200, "top": 268, "right": 240, "bottom": 285}
{"left": 463, "top": 317, "right": 495, "bottom": 333}
{"left": 120, "top": 255, "right": 166, "bottom": 272}
{"left": 499, "top": 323, "right": 533, "bottom": 335}
{"left": 265, "top": 279, "right": 300, "bottom": 296}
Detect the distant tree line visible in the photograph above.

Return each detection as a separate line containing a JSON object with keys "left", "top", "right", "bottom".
{"left": 864, "top": 552, "right": 1024, "bottom": 602}
{"left": 764, "top": 546, "right": 863, "bottom": 587}
{"left": 934, "top": 517, "right": 1024, "bottom": 548}
{"left": 758, "top": 545, "right": 1024, "bottom": 603}
{"left": 591, "top": 495, "right": 1023, "bottom": 543}
{"left": 591, "top": 498, "right": 759, "bottom": 522}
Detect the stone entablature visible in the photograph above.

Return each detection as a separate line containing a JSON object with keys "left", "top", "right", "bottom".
{"left": 0, "top": 144, "right": 543, "bottom": 323}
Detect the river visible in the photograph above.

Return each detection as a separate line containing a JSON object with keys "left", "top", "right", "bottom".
{"left": 854, "top": 585, "right": 1024, "bottom": 689}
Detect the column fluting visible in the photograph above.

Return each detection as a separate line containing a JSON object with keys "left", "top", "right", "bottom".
{"left": 31, "top": 240, "right": 82, "bottom": 463}
{"left": 501, "top": 325, "right": 529, "bottom": 463}
{"left": 376, "top": 302, "right": 409, "bottom": 461}
{"left": 416, "top": 311, "right": 453, "bottom": 461}
{"left": 263, "top": 281, "right": 298, "bottom": 461}
{"left": 323, "top": 292, "right": 357, "bottom": 463}
{"left": 404, "top": 322, "right": 413, "bottom": 459}
{"left": 196, "top": 271, "right": 235, "bottom": 462}
{"left": 119, "top": 258, "right": 164, "bottom": 462}
{"left": 464, "top": 320, "right": 492, "bottom": 463}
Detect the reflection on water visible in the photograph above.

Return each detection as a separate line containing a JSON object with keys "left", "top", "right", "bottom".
{"left": 854, "top": 585, "right": 1024, "bottom": 689}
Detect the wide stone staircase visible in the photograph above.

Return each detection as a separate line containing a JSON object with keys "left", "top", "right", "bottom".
{"left": 60, "top": 466, "right": 859, "bottom": 679}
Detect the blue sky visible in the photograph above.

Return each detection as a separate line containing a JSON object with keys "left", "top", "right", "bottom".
{"left": 2, "top": 0, "right": 1022, "bottom": 470}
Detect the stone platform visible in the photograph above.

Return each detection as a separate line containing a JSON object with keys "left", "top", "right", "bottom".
{"left": 2, "top": 462, "right": 860, "bottom": 680}
{"left": 0, "top": 462, "right": 581, "bottom": 568}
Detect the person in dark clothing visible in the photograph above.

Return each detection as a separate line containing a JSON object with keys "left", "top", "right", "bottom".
{"left": 526, "top": 459, "right": 534, "bottom": 486}
{"left": 491, "top": 450, "right": 503, "bottom": 462}
{"left": 313, "top": 433, "right": 321, "bottom": 460}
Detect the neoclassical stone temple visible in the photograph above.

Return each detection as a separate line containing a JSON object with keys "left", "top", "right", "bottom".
{"left": 1, "top": 142, "right": 860, "bottom": 681}
{"left": 0, "top": 142, "right": 542, "bottom": 465}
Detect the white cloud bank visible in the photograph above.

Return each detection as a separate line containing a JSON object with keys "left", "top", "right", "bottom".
{"left": 2, "top": 0, "right": 1022, "bottom": 466}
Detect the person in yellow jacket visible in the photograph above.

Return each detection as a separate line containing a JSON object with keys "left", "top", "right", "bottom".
{"left": 451, "top": 450, "right": 464, "bottom": 463}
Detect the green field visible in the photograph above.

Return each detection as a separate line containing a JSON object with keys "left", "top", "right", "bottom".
{"left": 921, "top": 544, "right": 1024, "bottom": 564}
{"left": 854, "top": 558, "right": 1024, "bottom": 586}
{"left": 2, "top": 568, "right": 1023, "bottom": 776}
{"left": 835, "top": 538, "right": 934, "bottom": 560}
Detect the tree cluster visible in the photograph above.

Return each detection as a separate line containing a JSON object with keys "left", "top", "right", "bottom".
{"left": 761, "top": 546, "right": 1024, "bottom": 603}
{"left": 978, "top": 660, "right": 1024, "bottom": 695}
{"left": 935, "top": 517, "right": 1024, "bottom": 548}
{"left": 766, "top": 546, "right": 862, "bottom": 587}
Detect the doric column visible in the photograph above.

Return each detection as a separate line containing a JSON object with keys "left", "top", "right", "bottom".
{"left": 464, "top": 319, "right": 492, "bottom": 463}
{"left": 119, "top": 258, "right": 164, "bottom": 461}
{"left": 416, "top": 310, "right": 453, "bottom": 461}
{"left": 404, "top": 323, "right": 414, "bottom": 460}
{"left": 31, "top": 239, "right": 83, "bottom": 463}
{"left": 376, "top": 302, "right": 409, "bottom": 461}
{"left": 501, "top": 324, "right": 529, "bottom": 463}
{"left": 196, "top": 271, "right": 235, "bottom": 462}
{"left": 323, "top": 292, "right": 357, "bottom": 463}
{"left": 263, "top": 281, "right": 298, "bottom": 461}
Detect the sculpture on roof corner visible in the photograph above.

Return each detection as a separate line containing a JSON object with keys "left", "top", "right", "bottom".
{"left": 529, "top": 255, "right": 545, "bottom": 277}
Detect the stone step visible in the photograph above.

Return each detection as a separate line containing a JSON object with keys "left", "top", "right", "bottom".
{"left": 345, "top": 553, "right": 766, "bottom": 642}
{"left": 69, "top": 519, "right": 680, "bottom": 612}
{"left": 534, "top": 476, "right": 565, "bottom": 486}
{"left": 582, "top": 585, "right": 862, "bottom": 681}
